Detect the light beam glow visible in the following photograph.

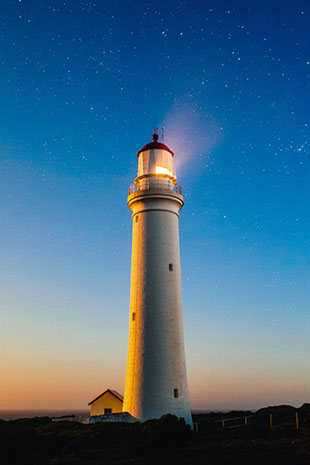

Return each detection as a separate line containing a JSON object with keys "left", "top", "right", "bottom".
{"left": 162, "top": 97, "right": 222, "bottom": 175}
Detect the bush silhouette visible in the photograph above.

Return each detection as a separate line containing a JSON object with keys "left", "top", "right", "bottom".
{"left": 137, "top": 414, "right": 190, "bottom": 454}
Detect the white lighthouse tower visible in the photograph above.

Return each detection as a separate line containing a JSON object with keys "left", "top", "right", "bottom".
{"left": 123, "top": 133, "right": 193, "bottom": 428}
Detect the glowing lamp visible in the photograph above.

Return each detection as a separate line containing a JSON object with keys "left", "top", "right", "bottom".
{"left": 156, "top": 166, "right": 173, "bottom": 176}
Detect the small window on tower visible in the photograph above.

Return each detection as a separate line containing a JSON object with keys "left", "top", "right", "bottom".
{"left": 132, "top": 313, "right": 136, "bottom": 321}
{"left": 169, "top": 263, "right": 173, "bottom": 271}
{"left": 104, "top": 408, "right": 112, "bottom": 415}
{"left": 174, "top": 389, "right": 179, "bottom": 398}
{"left": 135, "top": 216, "right": 139, "bottom": 223}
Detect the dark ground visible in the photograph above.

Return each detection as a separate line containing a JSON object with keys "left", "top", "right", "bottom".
{"left": 1, "top": 404, "right": 310, "bottom": 465}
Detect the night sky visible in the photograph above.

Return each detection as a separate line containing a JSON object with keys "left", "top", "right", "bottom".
{"left": 1, "top": 0, "right": 309, "bottom": 410}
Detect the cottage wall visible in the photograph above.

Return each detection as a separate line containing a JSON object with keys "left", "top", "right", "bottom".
{"left": 90, "top": 391, "right": 123, "bottom": 416}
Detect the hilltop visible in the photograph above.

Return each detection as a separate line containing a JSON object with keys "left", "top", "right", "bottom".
{"left": 1, "top": 404, "right": 309, "bottom": 464}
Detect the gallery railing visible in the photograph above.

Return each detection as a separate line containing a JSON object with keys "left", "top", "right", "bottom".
{"left": 129, "top": 181, "right": 182, "bottom": 195}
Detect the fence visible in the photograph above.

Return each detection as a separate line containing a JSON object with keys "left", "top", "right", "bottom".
{"left": 213, "top": 412, "right": 301, "bottom": 430}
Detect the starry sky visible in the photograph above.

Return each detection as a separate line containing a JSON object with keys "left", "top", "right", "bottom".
{"left": 0, "top": 0, "right": 309, "bottom": 411}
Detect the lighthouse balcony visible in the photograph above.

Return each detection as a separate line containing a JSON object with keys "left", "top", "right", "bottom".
{"left": 129, "top": 181, "right": 182, "bottom": 195}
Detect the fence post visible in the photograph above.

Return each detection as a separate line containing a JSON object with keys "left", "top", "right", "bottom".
{"left": 295, "top": 412, "right": 299, "bottom": 429}
{"left": 244, "top": 416, "right": 248, "bottom": 426}
{"left": 269, "top": 413, "right": 273, "bottom": 429}
{"left": 222, "top": 420, "right": 225, "bottom": 428}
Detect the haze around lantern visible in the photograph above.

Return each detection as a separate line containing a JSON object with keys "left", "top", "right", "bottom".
{"left": 162, "top": 97, "right": 222, "bottom": 176}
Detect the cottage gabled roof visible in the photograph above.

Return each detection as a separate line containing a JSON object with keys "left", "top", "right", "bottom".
{"left": 88, "top": 388, "right": 124, "bottom": 406}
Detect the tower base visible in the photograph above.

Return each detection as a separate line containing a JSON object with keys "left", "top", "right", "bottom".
{"left": 89, "top": 412, "right": 139, "bottom": 424}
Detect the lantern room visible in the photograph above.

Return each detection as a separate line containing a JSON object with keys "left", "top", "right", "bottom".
{"left": 136, "top": 134, "right": 176, "bottom": 185}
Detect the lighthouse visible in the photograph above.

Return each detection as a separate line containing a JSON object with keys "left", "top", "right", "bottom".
{"left": 123, "top": 133, "right": 193, "bottom": 428}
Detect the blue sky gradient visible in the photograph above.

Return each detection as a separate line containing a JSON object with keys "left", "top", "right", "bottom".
{"left": 0, "top": 0, "right": 309, "bottom": 409}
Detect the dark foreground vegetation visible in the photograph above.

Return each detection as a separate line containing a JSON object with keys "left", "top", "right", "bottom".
{"left": 1, "top": 404, "right": 310, "bottom": 465}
